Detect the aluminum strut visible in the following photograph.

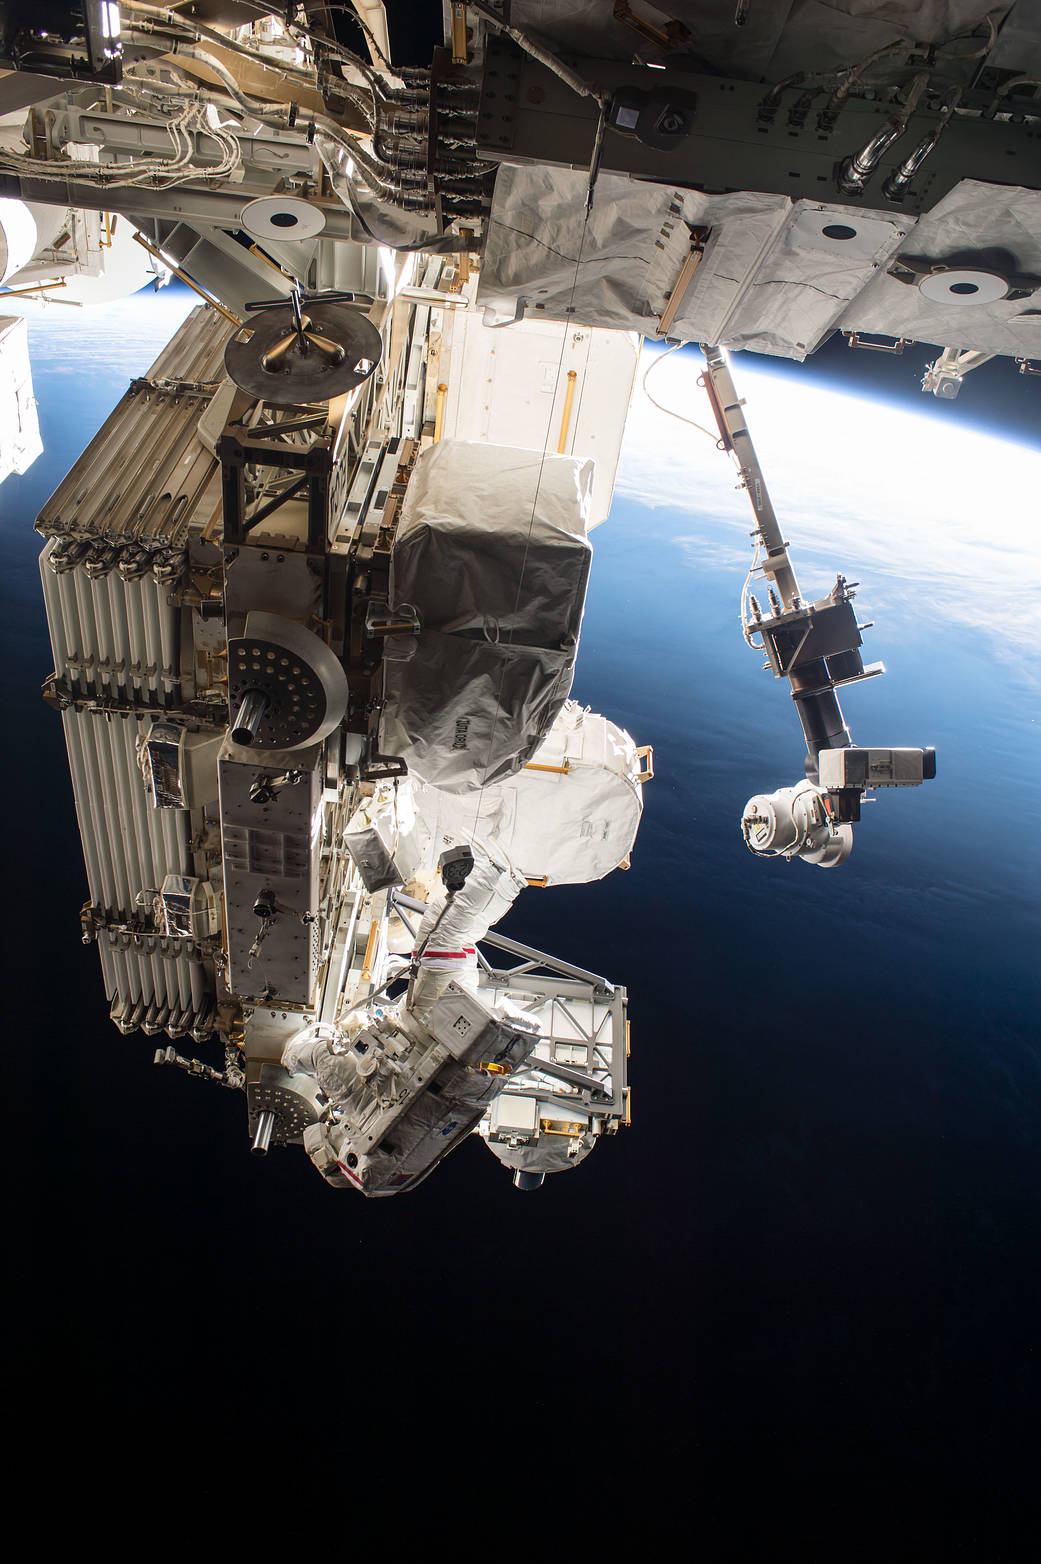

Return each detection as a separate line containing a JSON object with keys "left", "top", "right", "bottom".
{"left": 698, "top": 344, "right": 853, "bottom": 762}
{"left": 698, "top": 344, "right": 801, "bottom": 612}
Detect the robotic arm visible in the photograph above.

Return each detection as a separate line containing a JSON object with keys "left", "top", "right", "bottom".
{"left": 698, "top": 345, "right": 935, "bottom": 867}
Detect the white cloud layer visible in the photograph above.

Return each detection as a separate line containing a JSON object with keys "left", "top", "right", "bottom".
{"left": 616, "top": 348, "right": 1041, "bottom": 676}
{"left": 10, "top": 285, "right": 198, "bottom": 381}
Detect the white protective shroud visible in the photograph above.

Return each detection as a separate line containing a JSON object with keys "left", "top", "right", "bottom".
{"left": 838, "top": 181, "right": 1041, "bottom": 355}
{"left": 414, "top": 701, "right": 645, "bottom": 886}
{"left": 381, "top": 440, "right": 593, "bottom": 791}
{"left": 479, "top": 167, "right": 1041, "bottom": 361}
{"left": 479, "top": 166, "right": 913, "bottom": 360}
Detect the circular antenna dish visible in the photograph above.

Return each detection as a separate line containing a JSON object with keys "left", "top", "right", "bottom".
{"left": 224, "top": 299, "right": 382, "bottom": 405}
{"left": 241, "top": 196, "right": 327, "bottom": 242}
{"left": 918, "top": 268, "right": 1009, "bottom": 305}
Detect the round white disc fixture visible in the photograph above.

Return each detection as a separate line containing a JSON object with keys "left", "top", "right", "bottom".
{"left": 790, "top": 208, "right": 904, "bottom": 262}
{"left": 241, "top": 196, "right": 327, "bottom": 242}
{"left": 918, "top": 268, "right": 1009, "bottom": 305}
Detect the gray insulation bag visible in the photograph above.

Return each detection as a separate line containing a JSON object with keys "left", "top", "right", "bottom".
{"left": 381, "top": 440, "right": 593, "bottom": 792}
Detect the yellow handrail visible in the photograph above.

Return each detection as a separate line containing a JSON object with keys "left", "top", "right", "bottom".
{"left": 360, "top": 920, "right": 380, "bottom": 981}
{"left": 0, "top": 277, "right": 67, "bottom": 298}
{"left": 450, "top": 2, "right": 469, "bottom": 64}
{"left": 557, "top": 369, "right": 577, "bottom": 453}
{"left": 433, "top": 381, "right": 448, "bottom": 442}
{"left": 132, "top": 231, "right": 242, "bottom": 327}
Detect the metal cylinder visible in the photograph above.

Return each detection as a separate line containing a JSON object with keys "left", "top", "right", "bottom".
{"left": 788, "top": 660, "right": 851, "bottom": 762}
{"left": 513, "top": 1170, "right": 545, "bottom": 1191}
{"left": 251, "top": 1110, "right": 276, "bottom": 1157}
{"left": 837, "top": 119, "right": 905, "bottom": 195}
{"left": 882, "top": 132, "right": 937, "bottom": 201}
{"left": 231, "top": 689, "right": 268, "bottom": 746}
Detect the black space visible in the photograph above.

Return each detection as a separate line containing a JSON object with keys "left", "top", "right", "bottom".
{"left": 383, "top": 1, "right": 449, "bottom": 67}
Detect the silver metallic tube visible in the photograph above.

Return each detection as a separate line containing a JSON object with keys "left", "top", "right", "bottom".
{"left": 882, "top": 132, "right": 937, "bottom": 199}
{"left": 837, "top": 118, "right": 906, "bottom": 194}
{"left": 231, "top": 690, "right": 268, "bottom": 746}
{"left": 882, "top": 90, "right": 961, "bottom": 201}
{"left": 251, "top": 1110, "right": 275, "bottom": 1157}
{"left": 836, "top": 72, "right": 928, "bottom": 194}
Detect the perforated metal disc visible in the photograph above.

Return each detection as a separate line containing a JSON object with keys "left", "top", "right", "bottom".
{"left": 249, "top": 1067, "right": 324, "bottom": 1143}
{"left": 227, "top": 612, "right": 348, "bottom": 751}
{"left": 224, "top": 302, "right": 382, "bottom": 406}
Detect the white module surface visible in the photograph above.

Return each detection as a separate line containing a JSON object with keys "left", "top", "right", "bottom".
{"left": 0, "top": 315, "right": 41, "bottom": 483}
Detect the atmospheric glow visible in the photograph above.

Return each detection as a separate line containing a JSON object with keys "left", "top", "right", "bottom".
{"left": 3, "top": 285, "right": 197, "bottom": 381}
{"left": 618, "top": 348, "right": 1041, "bottom": 675}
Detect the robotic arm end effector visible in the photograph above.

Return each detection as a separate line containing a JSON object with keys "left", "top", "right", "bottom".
{"left": 741, "top": 746, "right": 935, "bottom": 868}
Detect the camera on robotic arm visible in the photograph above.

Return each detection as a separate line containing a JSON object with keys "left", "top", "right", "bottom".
{"left": 741, "top": 747, "right": 936, "bottom": 869}
{"left": 697, "top": 345, "right": 938, "bottom": 873}
{"left": 736, "top": 575, "right": 937, "bottom": 868}
{"left": 438, "top": 844, "right": 475, "bottom": 895}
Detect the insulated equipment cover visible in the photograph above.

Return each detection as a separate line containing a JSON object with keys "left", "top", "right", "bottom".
{"left": 381, "top": 440, "right": 593, "bottom": 791}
